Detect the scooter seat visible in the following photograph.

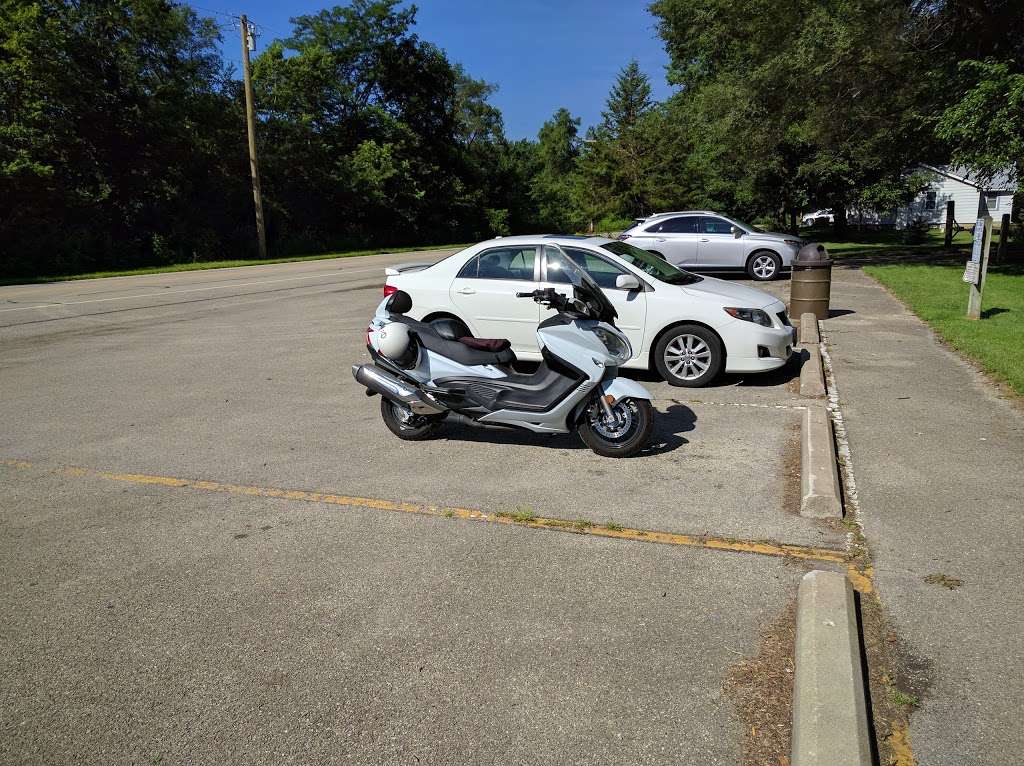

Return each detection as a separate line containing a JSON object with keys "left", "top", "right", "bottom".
{"left": 386, "top": 310, "right": 516, "bottom": 366}
{"left": 458, "top": 337, "right": 511, "bottom": 353}
{"left": 415, "top": 328, "right": 516, "bottom": 366}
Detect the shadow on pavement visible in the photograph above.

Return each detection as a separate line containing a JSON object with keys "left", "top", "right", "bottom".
{"left": 436, "top": 402, "right": 697, "bottom": 457}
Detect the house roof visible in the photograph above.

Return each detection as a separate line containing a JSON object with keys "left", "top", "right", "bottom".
{"left": 921, "top": 164, "right": 1018, "bottom": 192}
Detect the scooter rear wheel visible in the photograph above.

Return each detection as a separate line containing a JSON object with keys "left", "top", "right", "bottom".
{"left": 380, "top": 398, "right": 445, "bottom": 440}
{"left": 578, "top": 398, "right": 653, "bottom": 458}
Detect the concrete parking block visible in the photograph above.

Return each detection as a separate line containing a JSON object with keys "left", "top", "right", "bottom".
{"left": 799, "top": 344, "right": 826, "bottom": 398}
{"left": 792, "top": 570, "right": 872, "bottom": 766}
{"left": 798, "top": 313, "right": 820, "bottom": 345}
{"left": 801, "top": 404, "right": 842, "bottom": 519}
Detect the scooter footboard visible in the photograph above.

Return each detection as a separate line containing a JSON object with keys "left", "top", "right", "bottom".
{"left": 601, "top": 377, "right": 653, "bottom": 405}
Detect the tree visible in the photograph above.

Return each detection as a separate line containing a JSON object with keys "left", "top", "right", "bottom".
{"left": 531, "top": 108, "right": 581, "bottom": 231}
{"left": 0, "top": 0, "right": 243, "bottom": 276}
{"left": 577, "top": 60, "right": 662, "bottom": 220}
{"left": 251, "top": 0, "right": 466, "bottom": 248}
{"left": 651, "top": 0, "right": 933, "bottom": 236}
{"left": 936, "top": 60, "right": 1023, "bottom": 185}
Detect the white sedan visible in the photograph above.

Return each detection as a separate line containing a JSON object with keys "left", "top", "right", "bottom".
{"left": 383, "top": 236, "right": 796, "bottom": 387}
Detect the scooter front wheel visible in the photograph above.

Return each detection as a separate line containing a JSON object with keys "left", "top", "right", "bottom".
{"left": 380, "top": 398, "right": 445, "bottom": 441}
{"left": 578, "top": 397, "right": 653, "bottom": 458}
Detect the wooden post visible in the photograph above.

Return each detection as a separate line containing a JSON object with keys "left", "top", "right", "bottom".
{"left": 240, "top": 15, "right": 267, "bottom": 260}
{"left": 966, "top": 216, "right": 993, "bottom": 320}
{"left": 996, "top": 213, "right": 1011, "bottom": 263}
{"left": 944, "top": 200, "right": 954, "bottom": 247}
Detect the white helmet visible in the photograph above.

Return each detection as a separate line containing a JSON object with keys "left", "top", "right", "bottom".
{"left": 377, "top": 321, "right": 411, "bottom": 359}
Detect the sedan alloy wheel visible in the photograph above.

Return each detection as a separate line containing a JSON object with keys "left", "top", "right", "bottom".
{"left": 654, "top": 324, "right": 724, "bottom": 387}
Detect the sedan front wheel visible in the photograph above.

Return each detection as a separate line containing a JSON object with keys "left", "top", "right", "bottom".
{"left": 654, "top": 324, "right": 724, "bottom": 387}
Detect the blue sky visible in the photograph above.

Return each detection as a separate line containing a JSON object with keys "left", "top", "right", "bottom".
{"left": 201, "top": 0, "right": 676, "bottom": 140}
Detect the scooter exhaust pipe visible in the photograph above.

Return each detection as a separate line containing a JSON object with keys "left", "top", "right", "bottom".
{"left": 351, "top": 364, "right": 447, "bottom": 415}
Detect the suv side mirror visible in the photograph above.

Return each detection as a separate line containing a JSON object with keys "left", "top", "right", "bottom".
{"left": 615, "top": 274, "right": 641, "bottom": 290}
{"left": 731, "top": 226, "right": 743, "bottom": 238}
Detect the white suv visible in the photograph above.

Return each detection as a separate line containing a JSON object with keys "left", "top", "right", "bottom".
{"left": 619, "top": 211, "right": 804, "bottom": 281}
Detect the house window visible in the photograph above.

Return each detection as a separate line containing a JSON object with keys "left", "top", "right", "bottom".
{"left": 986, "top": 194, "right": 1000, "bottom": 211}
{"left": 924, "top": 191, "right": 936, "bottom": 211}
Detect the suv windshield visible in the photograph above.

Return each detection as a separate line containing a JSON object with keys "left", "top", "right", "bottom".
{"left": 731, "top": 219, "right": 763, "bottom": 233}
{"left": 600, "top": 241, "right": 703, "bottom": 285}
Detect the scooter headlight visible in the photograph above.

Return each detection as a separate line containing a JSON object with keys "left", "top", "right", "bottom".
{"left": 594, "top": 327, "right": 631, "bottom": 362}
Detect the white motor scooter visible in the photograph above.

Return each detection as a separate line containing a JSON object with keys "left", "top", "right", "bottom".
{"left": 352, "top": 248, "right": 654, "bottom": 457}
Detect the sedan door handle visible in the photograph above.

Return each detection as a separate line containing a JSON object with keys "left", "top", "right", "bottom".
{"left": 699, "top": 238, "right": 710, "bottom": 242}
{"left": 655, "top": 238, "right": 667, "bottom": 243}
{"left": 457, "top": 287, "right": 476, "bottom": 295}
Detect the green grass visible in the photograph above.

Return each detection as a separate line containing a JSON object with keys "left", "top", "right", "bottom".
{"left": 804, "top": 227, "right": 974, "bottom": 259}
{"left": 497, "top": 507, "right": 536, "bottom": 523}
{"left": 0, "top": 242, "right": 471, "bottom": 286}
{"left": 865, "top": 263, "right": 1024, "bottom": 396}
{"left": 889, "top": 688, "right": 920, "bottom": 708}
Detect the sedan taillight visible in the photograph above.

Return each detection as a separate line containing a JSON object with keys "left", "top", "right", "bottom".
{"left": 383, "top": 284, "right": 397, "bottom": 297}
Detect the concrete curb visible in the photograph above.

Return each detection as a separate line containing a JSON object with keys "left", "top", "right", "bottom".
{"left": 801, "top": 404, "right": 843, "bottom": 519}
{"left": 798, "top": 313, "right": 826, "bottom": 398}
{"left": 792, "top": 570, "right": 873, "bottom": 766}
{"left": 800, "top": 345, "right": 827, "bottom": 398}
{"left": 799, "top": 312, "right": 821, "bottom": 345}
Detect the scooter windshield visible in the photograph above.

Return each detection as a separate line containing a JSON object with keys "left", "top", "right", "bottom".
{"left": 544, "top": 245, "right": 619, "bottom": 323}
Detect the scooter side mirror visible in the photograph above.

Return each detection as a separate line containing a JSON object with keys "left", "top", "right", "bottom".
{"left": 615, "top": 274, "right": 641, "bottom": 290}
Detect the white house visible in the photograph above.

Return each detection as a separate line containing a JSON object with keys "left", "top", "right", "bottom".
{"left": 850, "top": 164, "right": 1017, "bottom": 228}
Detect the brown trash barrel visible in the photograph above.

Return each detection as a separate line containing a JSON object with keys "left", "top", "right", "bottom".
{"left": 790, "top": 243, "right": 832, "bottom": 320}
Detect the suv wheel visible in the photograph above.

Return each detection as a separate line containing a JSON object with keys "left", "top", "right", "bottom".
{"left": 654, "top": 324, "right": 724, "bottom": 387}
{"left": 747, "top": 251, "right": 781, "bottom": 281}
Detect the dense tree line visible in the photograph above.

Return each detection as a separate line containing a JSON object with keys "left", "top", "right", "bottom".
{"left": 1, "top": 0, "right": 1020, "bottom": 278}
{"left": 648, "top": 0, "right": 1024, "bottom": 234}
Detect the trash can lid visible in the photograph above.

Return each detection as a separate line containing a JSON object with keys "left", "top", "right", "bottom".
{"left": 795, "top": 242, "right": 831, "bottom": 264}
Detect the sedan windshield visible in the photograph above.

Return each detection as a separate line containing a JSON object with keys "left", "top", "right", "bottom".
{"left": 600, "top": 241, "right": 703, "bottom": 285}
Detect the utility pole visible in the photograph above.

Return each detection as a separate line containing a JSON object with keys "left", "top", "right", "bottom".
{"left": 240, "top": 14, "right": 267, "bottom": 259}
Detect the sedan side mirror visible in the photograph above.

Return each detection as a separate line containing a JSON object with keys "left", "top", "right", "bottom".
{"left": 731, "top": 226, "right": 743, "bottom": 238}
{"left": 615, "top": 274, "right": 641, "bottom": 290}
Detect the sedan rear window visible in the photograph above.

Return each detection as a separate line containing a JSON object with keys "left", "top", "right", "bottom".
{"left": 456, "top": 247, "right": 536, "bottom": 281}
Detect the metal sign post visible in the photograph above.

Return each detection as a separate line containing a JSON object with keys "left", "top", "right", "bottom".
{"left": 964, "top": 216, "right": 993, "bottom": 320}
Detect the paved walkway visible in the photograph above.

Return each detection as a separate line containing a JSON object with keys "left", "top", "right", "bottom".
{"left": 825, "top": 266, "right": 1024, "bottom": 765}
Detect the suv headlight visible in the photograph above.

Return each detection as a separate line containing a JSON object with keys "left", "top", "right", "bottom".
{"left": 724, "top": 307, "right": 773, "bottom": 327}
{"left": 593, "top": 327, "right": 631, "bottom": 361}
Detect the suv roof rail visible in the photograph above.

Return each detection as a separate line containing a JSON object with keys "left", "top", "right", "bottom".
{"left": 646, "top": 210, "right": 719, "bottom": 217}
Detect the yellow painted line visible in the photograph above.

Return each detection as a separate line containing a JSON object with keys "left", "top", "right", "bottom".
{"left": 1, "top": 459, "right": 848, "bottom": 565}
{"left": 847, "top": 564, "right": 875, "bottom": 594}
{"left": 886, "top": 723, "right": 917, "bottom": 766}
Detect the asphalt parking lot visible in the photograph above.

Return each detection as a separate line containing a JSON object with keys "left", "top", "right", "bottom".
{"left": 0, "top": 252, "right": 847, "bottom": 764}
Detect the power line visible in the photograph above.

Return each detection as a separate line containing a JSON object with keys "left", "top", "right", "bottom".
{"left": 179, "top": 4, "right": 287, "bottom": 40}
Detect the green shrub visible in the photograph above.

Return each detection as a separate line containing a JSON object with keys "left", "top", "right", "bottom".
{"left": 902, "top": 217, "right": 931, "bottom": 245}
